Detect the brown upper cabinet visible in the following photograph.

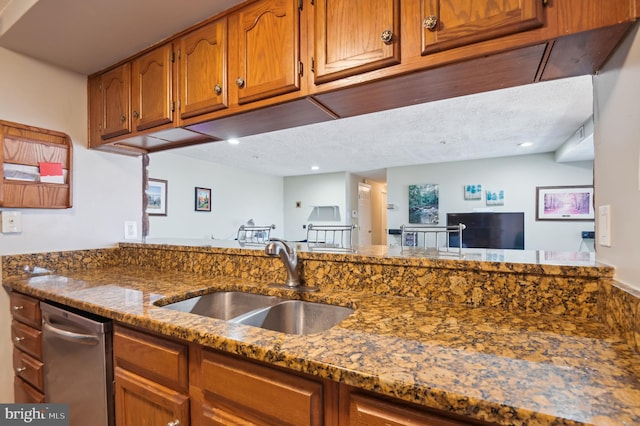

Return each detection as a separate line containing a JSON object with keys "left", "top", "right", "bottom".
{"left": 178, "top": 18, "right": 228, "bottom": 120}
{"left": 420, "top": 0, "right": 544, "bottom": 55}
{"left": 228, "top": 0, "right": 302, "bottom": 105}
{"left": 131, "top": 43, "right": 175, "bottom": 132}
{"left": 99, "top": 63, "right": 131, "bottom": 140}
{"left": 313, "top": 0, "right": 401, "bottom": 84}
{"left": 87, "top": 0, "right": 639, "bottom": 154}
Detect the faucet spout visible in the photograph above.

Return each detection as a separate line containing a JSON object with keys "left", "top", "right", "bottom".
{"left": 265, "top": 238, "right": 301, "bottom": 288}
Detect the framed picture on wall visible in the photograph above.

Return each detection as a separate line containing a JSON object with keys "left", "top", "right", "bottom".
{"left": 195, "top": 187, "right": 212, "bottom": 212}
{"left": 536, "top": 185, "right": 594, "bottom": 221}
{"left": 146, "top": 178, "right": 167, "bottom": 216}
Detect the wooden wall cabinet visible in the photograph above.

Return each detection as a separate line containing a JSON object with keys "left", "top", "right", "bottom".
{"left": 113, "top": 325, "right": 189, "bottom": 426}
{"left": 0, "top": 120, "right": 72, "bottom": 209}
{"left": 228, "top": 0, "right": 302, "bottom": 105}
{"left": 87, "top": 0, "right": 638, "bottom": 154}
{"left": 419, "top": 0, "right": 544, "bottom": 55}
{"left": 313, "top": 0, "right": 401, "bottom": 84}
{"left": 131, "top": 43, "right": 175, "bottom": 132}
{"left": 10, "top": 292, "right": 45, "bottom": 403}
{"left": 178, "top": 18, "right": 228, "bottom": 120}
{"left": 99, "top": 63, "right": 132, "bottom": 140}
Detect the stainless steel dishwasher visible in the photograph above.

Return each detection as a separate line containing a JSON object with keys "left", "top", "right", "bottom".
{"left": 41, "top": 302, "right": 114, "bottom": 426}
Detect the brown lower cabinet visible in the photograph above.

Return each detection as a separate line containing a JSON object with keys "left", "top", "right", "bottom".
{"left": 10, "top": 291, "right": 45, "bottom": 403}
{"left": 114, "top": 324, "right": 492, "bottom": 426}
{"left": 114, "top": 368, "right": 189, "bottom": 426}
{"left": 113, "top": 325, "right": 189, "bottom": 426}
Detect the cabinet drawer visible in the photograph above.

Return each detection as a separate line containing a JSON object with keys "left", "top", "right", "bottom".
{"left": 113, "top": 325, "right": 188, "bottom": 392}
{"left": 199, "top": 350, "right": 323, "bottom": 426}
{"left": 11, "top": 320, "right": 42, "bottom": 359}
{"left": 14, "top": 377, "right": 44, "bottom": 403}
{"left": 13, "top": 348, "right": 44, "bottom": 391}
{"left": 10, "top": 292, "right": 41, "bottom": 328}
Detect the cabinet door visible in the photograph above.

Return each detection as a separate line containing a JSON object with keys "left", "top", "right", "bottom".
{"left": 115, "top": 367, "right": 189, "bottom": 426}
{"left": 197, "top": 350, "right": 323, "bottom": 426}
{"left": 314, "top": 0, "right": 401, "bottom": 84}
{"left": 101, "top": 63, "right": 131, "bottom": 139}
{"left": 131, "top": 43, "right": 174, "bottom": 132}
{"left": 421, "top": 0, "right": 544, "bottom": 54}
{"left": 231, "top": 0, "right": 301, "bottom": 104}
{"left": 179, "top": 18, "right": 228, "bottom": 119}
{"left": 342, "top": 392, "right": 478, "bottom": 426}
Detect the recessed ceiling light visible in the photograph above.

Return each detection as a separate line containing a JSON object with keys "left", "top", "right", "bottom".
{"left": 518, "top": 142, "right": 534, "bottom": 147}
{"left": 227, "top": 138, "right": 240, "bottom": 145}
{"left": 310, "top": 165, "right": 320, "bottom": 171}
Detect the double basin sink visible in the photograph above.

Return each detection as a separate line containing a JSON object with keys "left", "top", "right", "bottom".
{"left": 158, "top": 291, "right": 354, "bottom": 335}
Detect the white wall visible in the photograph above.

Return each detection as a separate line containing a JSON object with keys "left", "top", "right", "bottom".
{"left": 283, "top": 172, "right": 349, "bottom": 241}
{"left": 593, "top": 25, "right": 640, "bottom": 290}
{"left": 387, "top": 153, "right": 594, "bottom": 251}
{"left": 0, "top": 48, "right": 141, "bottom": 402}
{"left": 148, "top": 152, "right": 284, "bottom": 240}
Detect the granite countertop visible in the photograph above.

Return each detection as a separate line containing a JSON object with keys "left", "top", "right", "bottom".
{"left": 5, "top": 264, "right": 640, "bottom": 426}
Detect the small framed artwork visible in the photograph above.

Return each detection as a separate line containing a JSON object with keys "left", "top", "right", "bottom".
{"left": 146, "top": 178, "right": 167, "bottom": 216}
{"left": 536, "top": 185, "right": 594, "bottom": 221}
{"left": 486, "top": 189, "right": 504, "bottom": 206}
{"left": 464, "top": 184, "right": 482, "bottom": 200}
{"left": 195, "top": 187, "right": 212, "bottom": 212}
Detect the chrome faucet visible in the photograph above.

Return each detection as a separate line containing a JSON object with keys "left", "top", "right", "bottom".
{"left": 265, "top": 238, "right": 301, "bottom": 288}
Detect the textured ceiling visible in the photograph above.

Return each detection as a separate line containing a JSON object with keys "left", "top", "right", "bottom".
{"left": 0, "top": 0, "right": 594, "bottom": 181}
{"left": 172, "top": 75, "right": 594, "bottom": 179}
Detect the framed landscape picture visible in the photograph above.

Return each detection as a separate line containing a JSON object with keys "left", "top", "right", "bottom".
{"left": 195, "top": 187, "right": 211, "bottom": 212}
{"left": 536, "top": 185, "right": 594, "bottom": 221}
{"left": 146, "top": 178, "right": 167, "bottom": 216}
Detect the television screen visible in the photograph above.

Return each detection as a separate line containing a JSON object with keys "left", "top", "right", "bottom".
{"left": 447, "top": 212, "right": 525, "bottom": 250}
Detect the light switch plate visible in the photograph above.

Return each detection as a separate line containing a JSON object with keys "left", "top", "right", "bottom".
{"left": 598, "top": 205, "right": 611, "bottom": 247}
{"left": 1, "top": 211, "right": 22, "bottom": 233}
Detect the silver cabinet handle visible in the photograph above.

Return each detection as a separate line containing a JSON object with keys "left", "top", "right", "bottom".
{"left": 167, "top": 420, "right": 180, "bottom": 426}
{"left": 43, "top": 322, "right": 100, "bottom": 345}
{"left": 15, "top": 367, "right": 26, "bottom": 374}
{"left": 14, "top": 336, "right": 25, "bottom": 343}
{"left": 13, "top": 305, "right": 24, "bottom": 311}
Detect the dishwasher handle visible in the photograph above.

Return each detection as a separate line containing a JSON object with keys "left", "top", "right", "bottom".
{"left": 43, "top": 321, "right": 100, "bottom": 345}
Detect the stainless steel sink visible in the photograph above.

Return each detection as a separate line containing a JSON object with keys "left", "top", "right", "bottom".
{"left": 158, "top": 291, "right": 354, "bottom": 335}
{"left": 230, "top": 300, "right": 354, "bottom": 335}
{"left": 159, "top": 291, "right": 284, "bottom": 320}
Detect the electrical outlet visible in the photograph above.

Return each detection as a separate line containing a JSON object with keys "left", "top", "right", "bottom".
{"left": 124, "top": 221, "right": 138, "bottom": 240}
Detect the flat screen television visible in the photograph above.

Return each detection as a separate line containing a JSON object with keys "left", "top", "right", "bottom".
{"left": 447, "top": 212, "right": 525, "bottom": 250}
